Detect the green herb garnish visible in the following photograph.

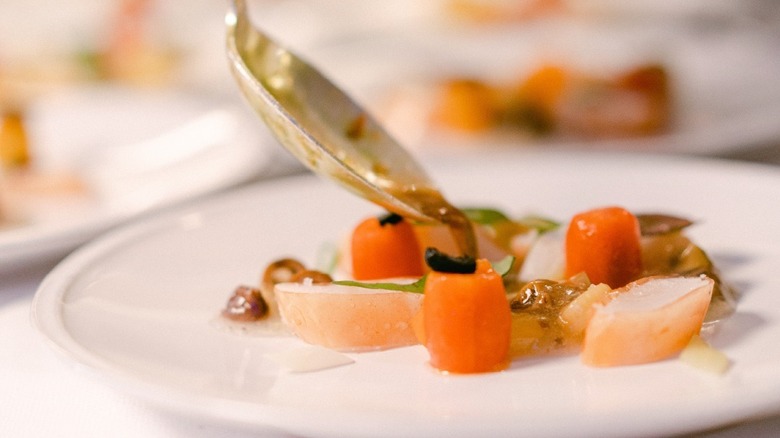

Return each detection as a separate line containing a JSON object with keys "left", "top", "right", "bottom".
{"left": 333, "top": 255, "right": 516, "bottom": 294}
{"left": 334, "top": 276, "right": 428, "bottom": 294}
{"left": 462, "top": 208, "right": 511, "bottom": 225}
{"left": 492, "top": 255, "right": 515, "bottom": 276}
{"left": 517, "top": 215, "right": 560, "bottom": 233}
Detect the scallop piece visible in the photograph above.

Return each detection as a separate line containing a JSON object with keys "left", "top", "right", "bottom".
{"left": 582, "top": 275, "right": 714, "bottom": 367}
{"left": 274, "top": 281, "right": 423, "bottom": 352}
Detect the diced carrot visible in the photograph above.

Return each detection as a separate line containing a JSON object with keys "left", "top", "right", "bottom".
{"left": 351, "top": 214, "right": 424, "bottom": 280}
{"left": 565, "top": 206, "right": 642, "bottom": 288}
{"left": 423, "top": 259, "right": 511, "bottom": 373}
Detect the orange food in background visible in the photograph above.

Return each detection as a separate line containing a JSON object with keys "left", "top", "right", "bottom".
{"left": 433, "top": 79, "right": 498, "bottom": 132}
{"left": 515, "top": 64, "right": 569, "bottom": 118}
{"left": 351, "top": 215, "right": 425, "bottom": 280}
{"left": 446, "top": 0, "right": 565, "bottom": 24}
{"left": 0, "top": 110, "right": 31, "bottom": 169}
{"left": 432, "top": 63, "right": 671, "bottom": 138}
{"left": 500, "top": 64, "right": 570, "bottom": 134}
{"left": 615, "top": 64, "right": 671, "bottom": 134}
{"left": 423, "top": 259, "right": 511, "bottom": 373}
{"left": 565, "top": 206, "right": 642, "bottom": 288}
{"left": 558, "top": 64, "right": 671, "bottom": 138}
{"left": 99, "top": 0, "right": 175, "bottom": 85}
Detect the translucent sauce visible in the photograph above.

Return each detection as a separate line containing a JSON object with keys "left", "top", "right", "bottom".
{"left": 388, "top": 185, "right": 478, "bottom": 258}
{"left": 508, "top": 278, "right": 591, "bottom": 357}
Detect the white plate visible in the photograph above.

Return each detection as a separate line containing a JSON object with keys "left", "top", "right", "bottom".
{"left": 292, "top": 9, "right": 780, "bottom": 156}
{"left": 33, "top": 150, "right": 780, "bottom": 437}
{"left": 0, "top": 85, "right": 273, "bottom": 270}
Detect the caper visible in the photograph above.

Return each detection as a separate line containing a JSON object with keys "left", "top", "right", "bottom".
{"left": 262, "top": 258, "right": 306, "bottom": 292}
{"left": 291, "top": 269, "right": 333, "bottom": 284}
{"left": 222, "top": 285, "right": 268, "bottom": 321}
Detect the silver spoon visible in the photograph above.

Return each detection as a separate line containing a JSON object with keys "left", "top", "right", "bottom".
{"left": 225, "top": 0, "right": 476, "bottom": 257}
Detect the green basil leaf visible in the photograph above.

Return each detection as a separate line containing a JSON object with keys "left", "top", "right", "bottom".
{"left": 517, "top": 215, "right": 560, "bottom": 233}
{"left": 462, "top": 207, "right": 511, "bottom": 225}
{"left": 492, "top": 255, "right": 516, "bottom": 277}
{"left": 333, "top": 255, "right": 515, "bottom": 294}
{"left": 333, "top": 275, "right": 428, "bottom": 294}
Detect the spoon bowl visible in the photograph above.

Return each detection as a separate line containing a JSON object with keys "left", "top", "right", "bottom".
{"left": 225, "top": 0, "right": 476, "bottom": 256}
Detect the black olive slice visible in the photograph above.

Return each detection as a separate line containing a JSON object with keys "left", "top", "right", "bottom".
{"left": 378, "top": 212, "right": 403, "bottom": 226}
{"left": 424, "top": 247, "right": 477, "bottom": 274}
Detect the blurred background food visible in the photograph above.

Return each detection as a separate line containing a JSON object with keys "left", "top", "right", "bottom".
{"left": 282, "top": 0, "right": 780, "bottom": 154}
{"left": 0, "top": 0, "right": 268, "bottom": 230}
{"left": 2, "top": 0, "right": 779, "bottom": 156}
{"left": 1, "top": 0, "right": 779, "bottom": 229}
{"left": 428, "top": 63, "right": 671, "bottom": 139}
{"left": 0, "top": 0, "right": 224, "bottom": 98}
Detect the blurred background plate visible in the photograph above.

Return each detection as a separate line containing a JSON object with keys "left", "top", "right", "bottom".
{"left": 252, "top": 0, "right": 780, "bottom": 158}
{"left": 0, "top": 85, "right": 273, "bottom": 271}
